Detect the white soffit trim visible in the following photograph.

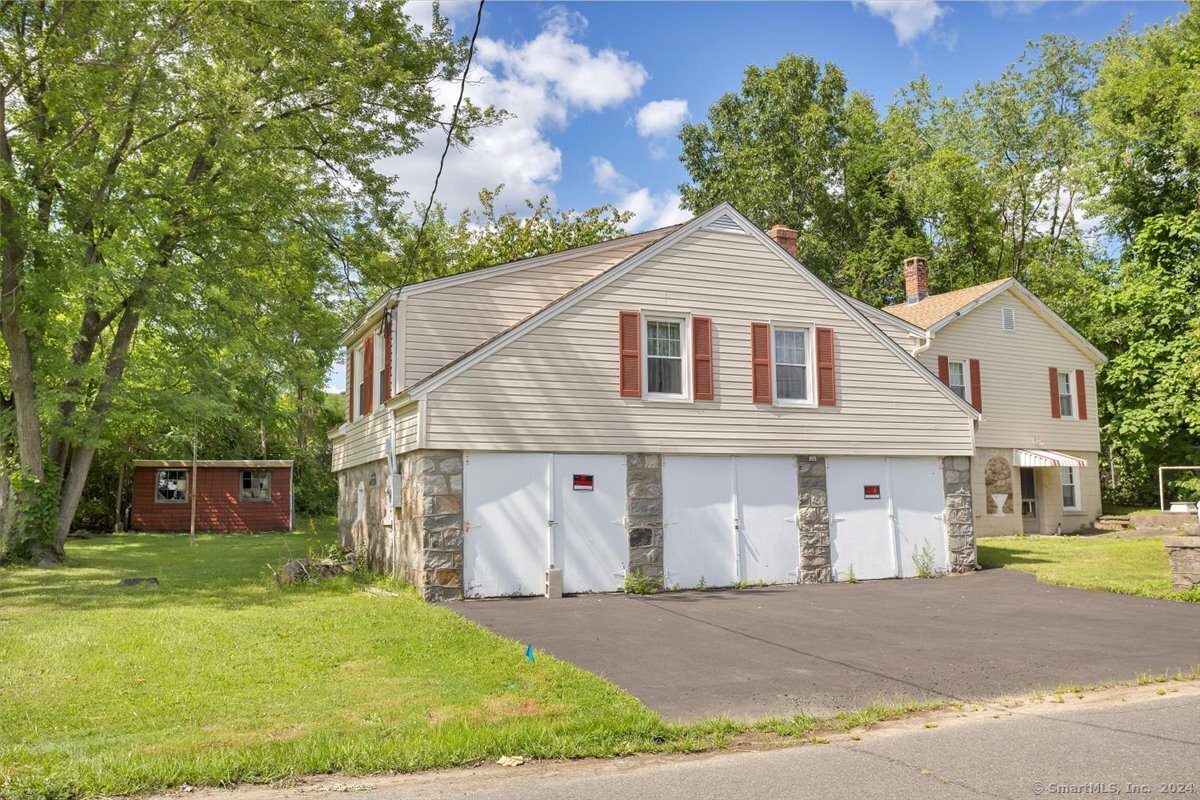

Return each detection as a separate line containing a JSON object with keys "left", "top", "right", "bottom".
{"left": 1013, "top": 448, "right": 1088, "bottom": 468}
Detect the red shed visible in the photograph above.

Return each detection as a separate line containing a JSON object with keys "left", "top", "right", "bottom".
{"left": 130, "top": 460, "right": 294, "bottom": 533}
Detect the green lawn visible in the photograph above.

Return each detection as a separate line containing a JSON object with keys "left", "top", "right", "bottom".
{"left": 0, "top": 522, "right": 698, "bottom": 800}
{"left": 977, "top": 534, "right": 1200, "bottom": 602}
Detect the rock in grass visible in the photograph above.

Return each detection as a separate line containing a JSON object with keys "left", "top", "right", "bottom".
{"left": 118, "top": 577, "right": 159, "bottom": 587}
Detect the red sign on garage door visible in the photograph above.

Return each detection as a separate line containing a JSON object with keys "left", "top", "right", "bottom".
{"left": 863, "top": 485, "right": 882, "bottom": 500}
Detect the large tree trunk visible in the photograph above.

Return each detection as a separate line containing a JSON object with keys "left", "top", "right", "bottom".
{"left": 52, "top": 304, "right": 141, "bottom": 555}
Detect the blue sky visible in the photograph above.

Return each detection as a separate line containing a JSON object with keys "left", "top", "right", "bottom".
{"left": 386, "top": 0, "right": 1184, "bottom": 230}
{"left": 337, "top": 0, "right": 1182, "bottom": 390}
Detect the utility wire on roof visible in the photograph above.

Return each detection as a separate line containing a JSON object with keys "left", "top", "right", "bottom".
{"left": 401, "top": 0, "right": 485, "bottom": 291}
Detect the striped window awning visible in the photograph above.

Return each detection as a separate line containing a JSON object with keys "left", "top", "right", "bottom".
{"left": 1012, "top": 449, "right": 1088, "bottom": 468}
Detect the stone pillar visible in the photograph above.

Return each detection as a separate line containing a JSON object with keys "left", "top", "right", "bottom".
{"left": 1163, "top": 536, "right": 1200, "bottom": 591}
{"left": 942, "top": 456, "right": 976, "bottom": 573}
{"left": 626, "top": 453, "right": 663, "bottom": 585}
{"left": 410, "top": 450, "right": 464, "bottom": 601}
{"left": 797, "top": 455, "right": 832, "bottom": 583}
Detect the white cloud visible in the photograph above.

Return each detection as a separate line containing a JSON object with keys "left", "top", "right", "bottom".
{"left": 987, "top": 1, "right": 1047, "bottom": 16}
{"left": 380, "top": 7, "right": 648, "bottom": 215}
{"left": 635, "top": 99, "right": 689, "bottom": 138}
{"left": 590, "top": 157, "right": 692, "bottom": 231}
{"left": 856, "top": 0, "right": 946, "bottom": 45}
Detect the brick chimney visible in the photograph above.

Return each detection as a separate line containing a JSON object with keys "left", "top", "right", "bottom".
{"left": 904, "top": 256, "right": 929, "bottom": 304}
{"left": 768, "top": 224, "right": 798, "bottom": 258}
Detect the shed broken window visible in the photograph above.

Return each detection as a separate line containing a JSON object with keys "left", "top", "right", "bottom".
{"left": 156, "top": 469, "right": 189, "bottom": 503}
{"left": 241, "top": 470, "right": 271, "bottom": 501}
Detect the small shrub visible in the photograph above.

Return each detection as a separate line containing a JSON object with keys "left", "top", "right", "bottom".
{"left": 623, "top": 570, "right": 662, "bottom": 595}
{"left": 696, "top": 575, "right": 708, "bottom": 590}
{"left": 845, "top": 563, "right": 857, "bottom": 584}
{"left": 912, "top": 542, "right": 940, "bottom": 578}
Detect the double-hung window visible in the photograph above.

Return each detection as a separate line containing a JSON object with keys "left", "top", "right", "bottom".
{"left": 645, "top": 317, "right": 686, "bottom": 398}
{"left": 156, "top": 469, "right": 188, "bottom": 503}
{"left": 241, "top": 470, "right": 271, "bottom": 502}
{"left": 948, "top": 359, "right": 968, "bottom": 402}
{"left": 773, "top": 326, "right": 810, "bottom": 403}
{"left": 1061, "top": 466, "right": 1080, "bottom": 511}
{"left": 1057, "top": 369, "right": 1074, "bottom": 418}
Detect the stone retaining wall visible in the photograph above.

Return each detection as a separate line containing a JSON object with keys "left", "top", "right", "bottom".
{"left": 942, "top": 455, "right": 976, "bottom": 573}
{"left": 1163, "top": 536, "right": 1200, "bottom": 591}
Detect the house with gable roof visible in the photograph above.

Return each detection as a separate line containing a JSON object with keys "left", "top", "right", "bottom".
{"left": 330, "top": 203, "right": 1100, "bottom": 600}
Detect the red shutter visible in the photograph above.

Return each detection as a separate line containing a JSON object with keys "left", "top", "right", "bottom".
{"left": 1049, "top": 367, "right": 1060, "bottom": 419}
{"left": 937, "top": 355, "right": 950, "bottom": 385}
{"left": 618, "top": 311, "right": 641, "bottom": 398}
{"left": 692, "top": 316, "right": 714, "bottom": 401}
{"left": 346, "top": 348, "right": 354, "bottom": 421}
{"left": 1076, "top": 369, "right": 1087, "bottom": 420}
{"left": 750, "top": 322, "right": 772, "bottom": 404}
{"left": 816, "top": 326, "right": 836, "bottom": 406}
{"left": 382, "top": 314, "right": 393, "bottom": 403}
{"left": 969, "top": 358, "right": 983, "bottom": 412}
{"left": 362, "top": 335, "right": 374, "bottom": 414}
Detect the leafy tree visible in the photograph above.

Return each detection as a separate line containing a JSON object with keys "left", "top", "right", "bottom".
{"left": 0, "top": 1, "right": 490, "bottom": 562}
{"left": 357, "top": 186, "right": 634, "bottom": 299}
{"left": 677, "top": 55, "right": 862, "bottom": 284}
{"left": 1088, "top": 7, "right": 1200, "bottom": 504}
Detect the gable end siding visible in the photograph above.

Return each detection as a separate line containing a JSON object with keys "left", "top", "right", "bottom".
{"left": 402, "top": 238, "right": 656, "bottom": 388}
{"left": 918, "top": 290, "right": 1099, "bottom": 451}
{"left": 420, "top": 229, "right": 974, "bottom": 456}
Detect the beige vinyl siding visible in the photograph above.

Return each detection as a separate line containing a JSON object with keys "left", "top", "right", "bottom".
{"left": 918, "top": 290, "right": 1101, "bottom": 451}
{"left": 421, "top": 229, "right": 974, "bottom": 456}
{"left": 403, "top": 238, "right": 655, "bottom": 387}
{"left": 330, "top": 409, "right": 392, "bottom": 472}
{"left": 395, "top": 403, "right": 419, "bottom": 453}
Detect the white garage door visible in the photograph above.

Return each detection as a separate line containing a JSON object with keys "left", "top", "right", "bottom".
{"left": 736, "top": 457, "right": 802, "bottom": 584}
{"left": 463, "top": 453, "right": 549, "bottom": 598}
{"left": 663, "top": 456, "right": 799, "bottom": 589}
{"left": 890, "top": 458, "right": 949, "bottom": 578}
{"left": 827, "top": 456, "right": 947, "bottom": 581}
{"left": 556, "top": 454, "right": 628, "bottom": 594}
{"left": 463, "top": 453, "right": 628, "bottom": 598}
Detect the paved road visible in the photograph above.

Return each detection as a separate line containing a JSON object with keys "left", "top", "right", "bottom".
{"left": 456, "top": 569, "right": 1200, "bottom": 721}
{"left": 176, "top": 685, "right": 1200, "bottom": 800}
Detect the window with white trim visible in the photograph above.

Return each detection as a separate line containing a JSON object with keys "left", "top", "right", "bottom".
{"left": 772, "top": 326, "right": 811, "bottom": 402}
{"left": 1057, "top": 369, "right": 1074, "bottom": 418}
{"left": 1061, "top": 466, "right": 1081, "bottom": 511}
{"left": 374, "top": 333, "right": 386, "bottom": 403}
{"left": 241, "top": 470, "right": 271, "bottom": 502}
{"left": 155, "top": 469, "right": 189, "bottom": 503}
{"left": 645, "top": 316, "right": 686, "bottom": 398}
{"left": 947, "top": 359, "right": 969, "bottom": 402}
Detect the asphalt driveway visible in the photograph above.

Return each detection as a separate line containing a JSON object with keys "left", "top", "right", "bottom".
{"left": 455, "top": 569, "right": 1200, "bottom": 721}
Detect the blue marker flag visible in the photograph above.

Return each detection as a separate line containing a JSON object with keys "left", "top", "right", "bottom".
{"left": 525, "top": 643, "right": 535, "bottom": 663}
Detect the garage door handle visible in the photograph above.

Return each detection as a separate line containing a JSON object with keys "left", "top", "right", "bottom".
{"left": 832, "top": 516, "right": 846, "bottom": 522}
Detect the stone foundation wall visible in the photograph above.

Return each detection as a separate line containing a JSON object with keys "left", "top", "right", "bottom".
{"left": 797, "top": 455, "right": 832, "bottom": 583}
{"left": 336, "top": 460, "right": 391, "bottom": 570}
{"left": 942, "top": 455, "right": 976, "bottom": 573}
{"left": 399, "top": 450, "right": 464, "bottom": 601}
{"left": 1163, "top": 536, "right": 1200, "bottom": 591}
{"left": 626, "top": 453, "right": 664, "bottom": 583}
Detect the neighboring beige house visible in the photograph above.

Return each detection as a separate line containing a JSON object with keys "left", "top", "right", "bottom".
{"left": 869, "top": 260, "right": 1107, "bottom": 537}
{"left": 332, "top": 204, "right": 983, "bottom": 600}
